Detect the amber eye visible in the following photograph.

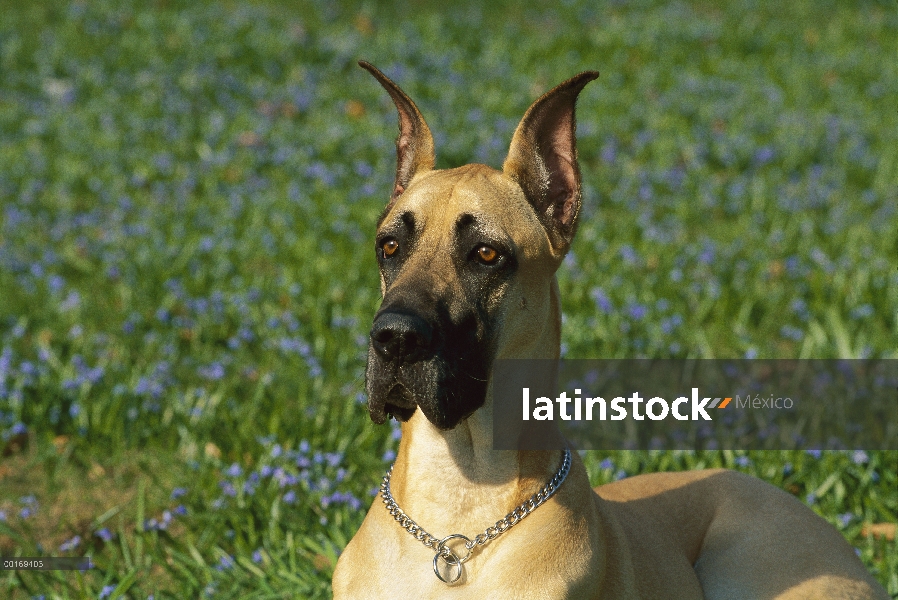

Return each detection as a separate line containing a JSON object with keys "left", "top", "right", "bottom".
{"left": 476, "top": 245, "right": 499, "bottom": 264}
{"left": 382, "top": 239, "right": 399, "bottom": 257}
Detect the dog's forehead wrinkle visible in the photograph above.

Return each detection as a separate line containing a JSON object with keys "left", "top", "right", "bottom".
{"left": 455, "top": 212, "right": 475, "bottom": 230}
{"left": 379, "top": 210, "right": 417, "bottom": 238}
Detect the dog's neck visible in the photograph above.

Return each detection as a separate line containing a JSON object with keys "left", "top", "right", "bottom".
{"left": 387, "top": 279, "right": 565, "bottom": 535}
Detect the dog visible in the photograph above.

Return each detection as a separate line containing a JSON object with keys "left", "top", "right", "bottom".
{"left": 332, "top": 61, "right": 889, "bottom": 599}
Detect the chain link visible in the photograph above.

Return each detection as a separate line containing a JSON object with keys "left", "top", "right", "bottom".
{"left": 379, "top": 448, "right": 572, "bottom": 578}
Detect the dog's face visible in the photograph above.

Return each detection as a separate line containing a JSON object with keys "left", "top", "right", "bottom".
{"left": 366, "top": 166, "right": 555, "bottom": 429}
{"left": 360, "top": 62, "right": 598, "bottom": 430}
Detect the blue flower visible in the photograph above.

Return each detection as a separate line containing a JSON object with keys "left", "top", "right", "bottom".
{"left": 171, "top": 487, "right": 187, "bottom": 499}
{"left": 199, "top": 362, "right": 225, "bottom": 381}
{"left": 779, "top": 325, "right": 804, "bottom": 341}
{"left": 95, "top": 528, "right": 114, "bottom": 542}
{"left": 806, "top": 449, "right": 822, "bottom": 459}
{"left": 627, "top": 303, "right": 647, "bottom": 321}
{"left": 601, "top": 140, "right": 617, "bottom": 163}
{"left": 849, "top": 304, "right": 873, "bottom": 320}
{"left": 99, "top": 585, "right": 116, "bottom": 599}
{"left": 698, "top": 242, "right": 715, "bottom": 265}
{"left": 590, "top": 288, "right": 612, "bottom": 313}
{"left": 599, "top": 458, "right": 614, "bottom": 470}
{"left": 660, "top": 315, "right": 683, "bottom": 335}
{"left": 619, "top": 245, "right": 639, "bottom": 264}
{"left": 382, "top": 449, "right": 396, "bottom": 462}
{"left": 252, "top": 550, "right": 263, "bottom": 564}
{"left": 345, "top": 493, "right": 362, "bottom": 511}
{"left": 59, "top": 535, "right": 81, "bottom": 552}
{"left": 851, "top": 450, "right": 868, "bottom": 465}
{"left": 790, "top": 299, "right": 808, "bottom": 317}
{"left": 753, "top": 146, "right": 775, "bottom": 165}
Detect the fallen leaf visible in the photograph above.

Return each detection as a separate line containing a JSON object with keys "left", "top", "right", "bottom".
{"left": 89, "top": 463, "right": 107, "bottom": 480}
{"left": 346, "top": 100, "right": 365, "bottom": 118}
{"left": 53, "top": 435, "right": 70, "bottom": 454}
{"left": 861, "top": 523, "right": 896, "bottom": 541}
{"left": 205, "top": 442, "right": 221, "bottom": 459}
{"left": 238, "top": 131, "right": 261, "bottom": 147}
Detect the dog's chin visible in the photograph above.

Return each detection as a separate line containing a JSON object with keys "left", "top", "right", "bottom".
{"left": 417, "top": 394, "right": 483, "bottom": 431}
{"left": 383, "top": 385, "right": 418, "bottom": 422}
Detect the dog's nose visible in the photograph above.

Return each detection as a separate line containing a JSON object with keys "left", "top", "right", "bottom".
{"left": 370, "top": 312, "right": 433, "bottom": 362}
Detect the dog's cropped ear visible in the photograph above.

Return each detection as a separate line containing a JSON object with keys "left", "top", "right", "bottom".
{"left": 503, "top": 71, "right": 598, "bottom": 255}
{"left": 359, "top": 61, "right": 436, "bottom": 206}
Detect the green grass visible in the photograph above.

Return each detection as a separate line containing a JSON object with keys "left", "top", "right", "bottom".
{"left": 0, "top": 0, "right": 896, "bottom": 598}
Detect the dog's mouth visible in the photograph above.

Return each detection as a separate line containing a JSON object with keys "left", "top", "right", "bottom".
{"left": 383, "top": 384, "right": 417, "bottom": 422}
{"left": 364, "top": 306, "right": 492, "bottom": 430}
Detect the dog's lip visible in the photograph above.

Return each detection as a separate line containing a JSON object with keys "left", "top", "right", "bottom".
{"left": 380, "top": 384, "right": 418, "bottom": 422}
{"left": 385, "top": 384, "right": 417, "bottom": 409}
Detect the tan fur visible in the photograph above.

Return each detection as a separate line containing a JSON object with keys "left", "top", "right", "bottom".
{"left": 333, "top": 67, "right": 889, "bottom": 599}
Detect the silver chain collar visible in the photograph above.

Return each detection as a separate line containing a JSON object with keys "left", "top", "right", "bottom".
{"left": 379, "top": 448, "right": 572, "bottom": 585}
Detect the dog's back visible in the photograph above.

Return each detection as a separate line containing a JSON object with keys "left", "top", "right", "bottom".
{"left": 596, "top": 469, "right": 890, "bottom": 599}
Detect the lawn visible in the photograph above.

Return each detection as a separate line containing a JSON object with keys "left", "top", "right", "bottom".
{"left": 0, "top": 0, "right": 896, "bottom": 598}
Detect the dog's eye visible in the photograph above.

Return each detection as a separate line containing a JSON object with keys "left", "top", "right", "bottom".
{"left": 475, "top": 245, "right": 499, "bottom": 264}
{"left": 382, "top": 239, "right": 399, "bottom": 257}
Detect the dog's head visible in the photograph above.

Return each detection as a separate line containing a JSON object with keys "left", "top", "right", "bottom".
{"left": 360, "top": 62, "right": 597, "bottom": 430}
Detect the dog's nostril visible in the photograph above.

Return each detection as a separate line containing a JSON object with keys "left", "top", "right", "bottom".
{"left": 370, "top": 312, "right": 432, "bottom": 361}
{"left": 373, "top": 328, "right": 395, "bottom": 345}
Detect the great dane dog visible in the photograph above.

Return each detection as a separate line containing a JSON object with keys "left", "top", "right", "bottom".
{"left": 332, "top": 61, "right": 889, "bottom": 599}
